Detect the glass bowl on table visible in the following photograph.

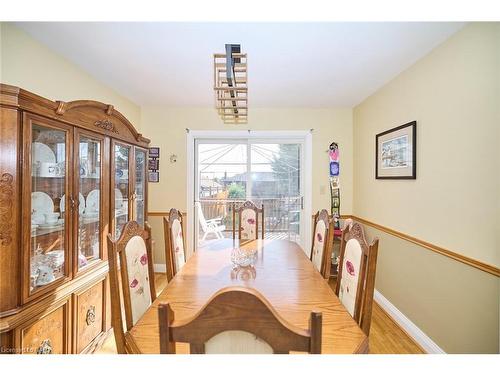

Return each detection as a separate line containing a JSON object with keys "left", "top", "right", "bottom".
{"left": 230, "top": 245, "right": 258, "bottom": 268}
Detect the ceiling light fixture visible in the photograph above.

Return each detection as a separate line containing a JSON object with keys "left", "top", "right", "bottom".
{"left": 214, "top": 44, "right": 247, "bottom": 124}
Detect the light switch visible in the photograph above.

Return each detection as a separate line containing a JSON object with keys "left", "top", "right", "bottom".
{"left": 319, "top": 185, "right": 326, "bottom": 195}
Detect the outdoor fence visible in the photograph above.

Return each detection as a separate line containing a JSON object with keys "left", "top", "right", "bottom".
{"left": 198, "top": 196, "right": 302, "bottom": 234}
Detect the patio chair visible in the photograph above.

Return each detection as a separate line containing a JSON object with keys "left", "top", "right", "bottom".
{"left": 195, "top": 201, "right": 226, "bottom": 240}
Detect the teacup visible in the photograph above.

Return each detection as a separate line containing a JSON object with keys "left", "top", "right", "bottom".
{"left": 35, "top": 265, "right": 55, "bottom": 286}
{"left": 32, "top": 214, "right": 45, "bottom": 225}
{"left": 39, "top": 162, "right": 62, "bottom": 177}
{"left": 44, "top": 212, "right": 60, "bottom": 224}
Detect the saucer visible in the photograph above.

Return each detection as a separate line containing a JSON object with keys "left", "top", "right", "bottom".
{"left": 82, "top": 211, "right": 98, "bottom": 218}
{"left": 38, "top": 223, "right": 63, "bottom": 229}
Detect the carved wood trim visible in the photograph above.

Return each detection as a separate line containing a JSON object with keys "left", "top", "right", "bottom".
{"left": 0, "top": 173, "right": 14, "bottom": 246}
{"left": 94, "top": 119, "right": 119, "bottom": 134}
{"left": 0, "top": 84, "right": 150, "bottom": 146}
{"left": 114, "top": 221, "right": 149, "bottom": 254}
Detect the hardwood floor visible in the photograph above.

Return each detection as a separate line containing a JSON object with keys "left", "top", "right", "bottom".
{"left": 327, "top": 278, "right": 424, "bottom": 354}
{"left": 96, "top": 273, "right": 424, "bottom": 354}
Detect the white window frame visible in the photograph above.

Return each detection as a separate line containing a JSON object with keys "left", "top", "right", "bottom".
{"left": 186, "top": 130, "right": 312, "bottom": 257}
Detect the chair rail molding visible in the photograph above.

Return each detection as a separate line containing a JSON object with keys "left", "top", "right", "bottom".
{"left": 346, "top": 215, "right": 499, "bottom": 277}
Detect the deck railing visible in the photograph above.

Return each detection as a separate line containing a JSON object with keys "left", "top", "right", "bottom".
{"left": 198, "top": 197, "right": 302, "bottom": 234}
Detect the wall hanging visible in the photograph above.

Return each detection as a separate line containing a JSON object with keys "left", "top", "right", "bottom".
{"left": 375, "top": 121, "right": 417, "bottom": 179}
{"left": 328, "top": 142, "right": 340, "bottom": 229}
{"left": 148, "top": 147, "right": 160, "bottom": 182}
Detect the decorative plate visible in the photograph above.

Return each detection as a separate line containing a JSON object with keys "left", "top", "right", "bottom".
{"left": 114, "top": 188, "right": 124, "bottom": 209}
{"left": 86, "top": 189, "right": 100, "bottom": 213}
{"left": 31, "top": 192, "right": 54, "bottom": 218}
{"left": 60, "top": 193, "right": 85, "bottom": 214}
{"left": 32, "top": 142, "right": 56, "bottom": 163}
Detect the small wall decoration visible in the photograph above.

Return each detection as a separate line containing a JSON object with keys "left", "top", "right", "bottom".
{"left": 149, "top": 147, "right": 160, "bottom": 158}
{"left": 148, "top": 159, "right": 159, "bottom": 170}
{"left": 376, "top": 121, "right": 416, "bottom": 179}
{"left": 148, "top": 171, "right": 159, "bottom": 183}
{"left": 328, "top": 142, "right": 341, "bottom": 230}
{"left": 148, "top": 147, "right": 160, "bottom": 182}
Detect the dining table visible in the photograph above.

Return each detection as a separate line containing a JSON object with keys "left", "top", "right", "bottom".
{"left": 127, "top": 238, "right": 368, "bottom": 354}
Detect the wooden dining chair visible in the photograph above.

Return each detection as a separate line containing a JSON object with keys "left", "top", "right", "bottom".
{"left": 310, "top": 209, "right": 335, "bottom": 279}
{"left": 335, "top": 221, "right": 379, "bottom": 336}
{"left": 163, "top": 208, "right": 187, "bottom": 282}
{"left": 232, "top": 200, "right": 264, "bottom": 240}
{"left": 106, "top": 221, "right": 157, "bottom": 354}
{"left": 158, "top": 286, "right": 322, "bottom": 354}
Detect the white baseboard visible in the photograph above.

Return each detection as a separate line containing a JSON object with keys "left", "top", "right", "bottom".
{"left": 154, "top": 263, "right": 166, "bottom": 273}
{"left": 373, "top": 289, "right": 445, "bottom": 354}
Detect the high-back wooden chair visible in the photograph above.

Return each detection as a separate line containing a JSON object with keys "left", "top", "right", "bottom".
{"left": 158, "top": 287, "right": 322, "bottom": 354}
{"left": 107, "top": 221, "right": 156, "bottom": 353}
{"left": 163, "top": 208, "right": 187, "bottom": 282}
{"left": 232, "top": 201, "right": 264, "bottom": 240}
{"left": 335, "top": 221, "right": 379, "bottom": 336}
{"left": 310, "top": 209, "right": 335, "bottom": 279}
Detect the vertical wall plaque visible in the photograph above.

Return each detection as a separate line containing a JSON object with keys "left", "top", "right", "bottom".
{"left": 148, "top": 147, "right": 160, "bottom": 182}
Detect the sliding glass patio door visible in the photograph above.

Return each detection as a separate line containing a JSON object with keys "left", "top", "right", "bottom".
{"left": 194, "top": 137, "right": 305, "bottom": 249}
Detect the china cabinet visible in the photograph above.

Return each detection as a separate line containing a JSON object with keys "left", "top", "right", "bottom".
{"left": 0, "top": 84, "right": 150, "bottom": 354}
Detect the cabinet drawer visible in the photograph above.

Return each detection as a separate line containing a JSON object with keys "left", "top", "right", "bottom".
{"left": 75, "top": 280, "right": 105, "bottom": 353}
{"left": 16, "top": 300, "right": 71, "bottom": 354}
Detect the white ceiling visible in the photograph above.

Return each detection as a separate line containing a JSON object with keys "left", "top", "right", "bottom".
{"left": 16, "top": 22, "right": 465, "bottom": 107}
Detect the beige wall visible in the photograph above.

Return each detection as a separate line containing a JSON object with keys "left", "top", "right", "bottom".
{"left": 353, "top": 23, "right": 500, "bottom": 353}
{"left": 0, "top": 23, "right": 141, "bottom": 127}
{"left": 141, "top": 107, "right": 353, "bottom": 264}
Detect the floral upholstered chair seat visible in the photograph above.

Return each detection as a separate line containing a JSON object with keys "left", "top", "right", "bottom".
{"left": 240, "top": 208, "right": 257, "bottom": 240}
{"left": 125, "top": 235, "right": 153, "bottom": 324}
{"left": 338, "top": 238, "right": 362, "bottom": 317}
{"left": 171, "top": 218, "right": 186, "bottom": 272}
{"left": 106, "top": 221, "right": 156, "bottom": 353}
{"left": 233, "top": 201, "right": 263, "bottom": 240}
{"left": 311, "top": 220, "right": 326, "bottom": 272}
{"left": 309, "top": 209, "right": 333, "bottom": 278}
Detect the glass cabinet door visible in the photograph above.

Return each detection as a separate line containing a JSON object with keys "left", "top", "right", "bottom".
{"left": 134, "top": 148, "right": 147, "bottom": 226}
{"left": 113, "top": 143, "right": 131, "bottom": 238}
{"left": 76, "top": 134, "right": 103, "bottom": 271}
{"left": 29, "top": 121, "right": 70, "bottom": 294}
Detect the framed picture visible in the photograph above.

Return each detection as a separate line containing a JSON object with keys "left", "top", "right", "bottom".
{"left": 149, "top": 147, "right": 160, "bottom": 158}
{"left": 148, "top": 159, "right": 159, "bottom": 171}
{"left": 376, "top": 121, "right": 416, "bottom": 179}
{"left": 148, "top": 171, "right": 159, "bottom": 183}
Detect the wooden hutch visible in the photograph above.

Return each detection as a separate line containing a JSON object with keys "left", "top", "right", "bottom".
{"left": 0, "top": 84, "right": 150, "bottom": 354}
